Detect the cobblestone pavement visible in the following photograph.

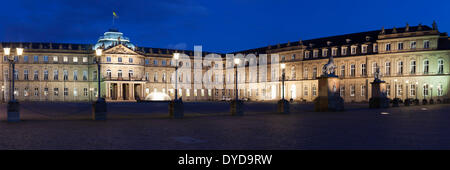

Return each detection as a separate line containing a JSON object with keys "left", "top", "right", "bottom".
{"left": 0, "top": 102, "right": 449, "bottom": 150}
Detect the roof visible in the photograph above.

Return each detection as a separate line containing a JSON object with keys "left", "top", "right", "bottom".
{"left": 234, "top": 25, "right": 434, "bottom": 54}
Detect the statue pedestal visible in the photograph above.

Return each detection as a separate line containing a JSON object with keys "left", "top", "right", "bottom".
{"left": 369, "top": 79, "right": 389, "bottom": 108}
{"left": 277, "top": 99, "right": 290, "bottom": 114}
{"left": 230, "top": 100, "right": 244, "bottom": 116}
{"left": 92, "top": 98, "right": 107, "bottom": 120}
{"left": 169, "top": 99, "right": 184, "bottom": 118}
{"left": 7, "top": 100, "right": 20, "bottom": 122}
{"left": 314, "top": 75, "right": 344, "bottom": 112}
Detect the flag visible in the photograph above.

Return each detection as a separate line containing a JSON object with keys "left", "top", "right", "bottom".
{"left": 113, "top": 11, "right": 118, "bottom": 18}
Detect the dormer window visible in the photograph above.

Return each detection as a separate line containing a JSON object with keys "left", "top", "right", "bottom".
{"left": 351, "top": 46, "right": 357, "bottom": 54}
{"left": 362, "top": 45, "right": 368, "bottom": 54}
{"left": 322, "top": 49, "right": 328, "bottom": 57}
{"left": 398, "top": 42, "right": 404, "bottom": 50}
{"left": 341, "top": 47, "right": 348, "bottom": 55}
{"left": 373, "top": 44, "right": 378, "bottom": 52}
{"left": 305, "top": 51, "right": 310, "bottom": 59}
{"left": 385, "top": 43, "right": 391, "bottom": 51}
{"left": 423, "top": 40, "right": 430, "bottom": 49}
{"left": 410, "top": 41, "right": 416, "bottom": 49}
{"left": 365, "top": 36, "right": 371, "bottom": 41}
{"left": 313, "top": 50, "right": 319, "bottom": 58}
{"left": 332, "top": 48, "right": 337, "bottom": 56}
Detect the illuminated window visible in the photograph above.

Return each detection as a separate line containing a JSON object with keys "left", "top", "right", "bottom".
{"left": 410, "top": 84, "right": 416, "bottom": 96}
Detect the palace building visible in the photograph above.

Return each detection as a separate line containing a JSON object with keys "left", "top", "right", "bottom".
{"left": 1, "top": 22, "right": 449, "bottom": 102}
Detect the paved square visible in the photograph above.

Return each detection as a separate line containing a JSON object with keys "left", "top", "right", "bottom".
{"left": 0, "top": 102, "right": 449, "bottom": 149}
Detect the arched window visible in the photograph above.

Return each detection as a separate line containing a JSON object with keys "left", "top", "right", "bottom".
{"left": 128, "top": 70, "right": 133, "bottom": 78}
{"left": 118, "top": 70, "right": 122, "bottom": 78}
{"left": 423, "top": 60, "right": 429, "bottom": 74}
{"left": 106, "top": 69, "right": 111, "bottom": 78}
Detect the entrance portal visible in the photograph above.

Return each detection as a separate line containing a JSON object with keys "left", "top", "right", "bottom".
{"left": 134, "top": 84, "right": 142, "bottom": 100}
{"left": 110, "top": 83, "right": 118, "bottom": 100}
{"left": 122, "top": 83, "right": 129, "bottom": 100}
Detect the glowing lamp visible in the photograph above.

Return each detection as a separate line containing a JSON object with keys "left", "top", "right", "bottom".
{"left": 173, "top": 53, "right": 180, "bottom": 60}
{"left": 16, "top": 48, "right": 23, "bottom": 56}
{"left": 96, "top": 49, "right": 103, "bottom": 56}
{"left": 3, "top": 48, "right": 10, "bottom": 56}
{"left": 234, "top": 58, "right": 240, "bottom": 65}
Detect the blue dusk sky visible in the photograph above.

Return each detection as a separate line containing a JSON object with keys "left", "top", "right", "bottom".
{"left": 0, "top": 0, "right": 449, "bottom": 53}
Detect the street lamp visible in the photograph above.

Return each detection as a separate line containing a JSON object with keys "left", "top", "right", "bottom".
{"left": 92, "top": 48, "right": 107, "bottom": 120}
{"left": 173, "top": 53, "right": 180, "bottom": 100}
{"left": 281, "top": 63, "right": 286, "bottom": 100}
{"left": 4, "top": 47, "right": 22, "bottom": 122}
{"left": 3, "top": 48, "right": 10, "bottom": 101}
{"left": 234, "top": 58, "right": 240, "bottom": 101}
{"left": 95, "top": 49, "right": 102, "bottom": 101}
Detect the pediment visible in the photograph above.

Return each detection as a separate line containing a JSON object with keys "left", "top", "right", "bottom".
{"left": 104, "top": 44, "right": 139, "bottom": 55}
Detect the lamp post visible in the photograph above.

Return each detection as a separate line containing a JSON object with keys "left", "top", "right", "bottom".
{"left": 92, "top": 48, "right": 107, "bottom": 121}
{"left": 281, "top": 63, "right": 286, "bottom": 100}
{"left": 95, "top": 49, "right": 102, "bottom": 101}
{"left": 3, "top": 48, "right": 10, "bottom": 100}
{"left": 4, "top": 47, "right": 22, "bottom": 122}
{"left": 170, "top": 53, "right": 183, "bottom": 118}
{"left": 173, "top": 53, "right": 180, "bottom": 100}
{"left": 234, "top": 58, "right": 240, "bottom": 101}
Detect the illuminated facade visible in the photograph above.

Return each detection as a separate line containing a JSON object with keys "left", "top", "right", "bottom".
{"left": 1, "top": 23, "right": 449, "bottom": 102}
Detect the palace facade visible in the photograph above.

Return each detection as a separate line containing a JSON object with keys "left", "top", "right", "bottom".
{"left": 1, "top": 22, "right": 449, "bottom": 102}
